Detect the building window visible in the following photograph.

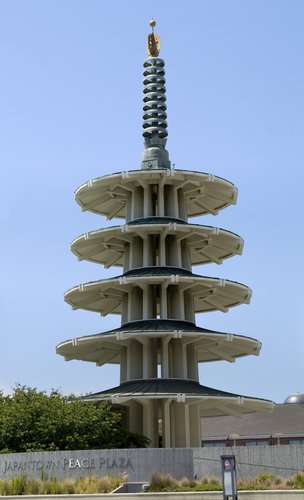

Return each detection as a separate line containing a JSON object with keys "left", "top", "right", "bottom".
{"left": 288, "top": 439, "right": 304, "bottom": 445}
{"left": 245, "top": 441, "right": 268, "bottom": 446}
{"left": 202, "top": 441, "right": 226, "bottom": 447}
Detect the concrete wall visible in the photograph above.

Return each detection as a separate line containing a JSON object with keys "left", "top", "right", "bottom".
{"left": 0, "top": 445, "right": 303, "bottom": 482}
{"left": 193, "top": 446, "right": 304, "bottom": 479}
{"left": 0, "top": 448, "right": 193, "bottom": 482}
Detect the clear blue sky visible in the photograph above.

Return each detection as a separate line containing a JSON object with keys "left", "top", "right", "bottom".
{"left": 0, "top": 0, "right": 303, "bottom": 403}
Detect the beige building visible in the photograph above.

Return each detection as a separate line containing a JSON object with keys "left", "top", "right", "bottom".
{"left": 202, "top": 395, "right": 304, "bottom": 447}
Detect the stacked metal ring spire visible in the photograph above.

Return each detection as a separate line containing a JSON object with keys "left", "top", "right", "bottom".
{"left": 143, "top": 58, "right": 168, "bottom": 142}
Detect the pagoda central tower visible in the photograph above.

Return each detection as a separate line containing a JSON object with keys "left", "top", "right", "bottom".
{"left": 57, "top": 22, "right": 273, "bottom": 448}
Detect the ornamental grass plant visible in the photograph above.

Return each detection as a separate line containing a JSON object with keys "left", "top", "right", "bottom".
{"left": 0, "top": 471, "right": 304, "bottom": 494}
{"left": 149, "top": 471, "right": 304, "bottom": 492}
{"left": 0, "top": 475, "right": 123, "bottom": 495}
{"left": 287, "top": 471, "right": 304, "bottom": 489}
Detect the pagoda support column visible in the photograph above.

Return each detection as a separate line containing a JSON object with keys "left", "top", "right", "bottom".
{"left": 189, "top": 403, "right": 201, "bottom": 447}
{"left": 161, "top": 336, "right": 171, "bottom": 378}
{"left": 142, "top": 400, "right": 158, "bottom": 447}
{"left": 158, "top": 182, "right": 165, "bottom": 216}
{"left": 120, "top": 346, "right": 127, "bottom": 383}
{"left": 139, "top": 337, "right": 157, "bottom": 378}
{"left": 170, "top": 340, "right": 187, "bottom": 378}
{"left": 127, "top": 340, "right": 143, "bottom": 379}
{"left": 187, "top": 343, "right": 199, "bottom": 381}
{"left": 127, "top": 401, "right": 143, "bottom": 435}
{"left": 162, "top": 399, "right": 172, "bottom": 448}
{"left": 133, "top": 187, "right": 143, "bottom": 220}
{"left": 171, "top": 401, "right": 189, "bottom": 447}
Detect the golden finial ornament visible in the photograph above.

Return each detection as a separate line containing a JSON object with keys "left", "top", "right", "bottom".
{"left": 147, "top": 19, "right": 160, "bottom": 57}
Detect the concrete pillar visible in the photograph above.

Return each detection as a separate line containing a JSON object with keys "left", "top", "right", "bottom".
{"left": 187, "top": 343, "right": 199, "bottom": 381}
{"left": 126, "top": 191, "right": 132, "bottom": 222}
{"left": 170, "top": 400, "right": 176, "bottom": 447}
{"left": 128, "top": 340, "right": 143, "bottom": 379}
{"left": 166, "top": 235, "right": 180, "bottom": 267}
{"left": 189, "top": 404, "right": 201, "bottom": 447}
{"left": 123, "top": 243, "right": 130, "bottom": 272}
{"left": 142, "top": 400, "right": 159, "bottom": 447}
{"left": 130, "top": 287, "right": 143, "bottom": 321}
{"left": 146, "top": 235, "right": 155, "bottom": 266}
{"left": 177, "top": 188, "right": 187, "bottom": 221}
{"left": 168, "top": 286, "right": 181, "bottom": 319}
{"left": 160, "top": 283, "right": 168, "bottom": 318}
{"left": 127, "top": 401, "right": 143, "bottom": 435}
{"left": 179, "top": 289, "right": 185, "bottom": 320}
{"left": 159, "top": 234, "right": 166, "bottom": 266}
{"left": 158, "top": 183, "right": 164, "bottom": 216}
{"left": 172, "top": 401, "right": 187, "bottom": 447}
{"left": 184, "top": 289, "right": 195, "bottom": 323}
{"left": 133, "top": 186, "right": 143, "bottom": 220}
{"left": 144, "top": 185, "right": 153, "bottom": 217}
{"left": 164, "top": 185, "right": 177, "bottom": 217}
{"left": 170, "top": 339, "right": 186, "bottom": 378}
{"left": 120, "top": 346, "right": 127, "bottom": 383}
{"left": 185, "top": 404, "right": 191, "bottom": 447}
{"left": 142, "top": 338, "right": 157, "bottom": 378}
{"left": 181, "top": 239, "right": 191, "bottom": 270}
{"left": 121, "top": 292, "right": 128, "bottom": 324}
{"left": 142, "top": 285, "right": 149, "bottom": 320}
{"left": 131, "top": 237, "right": 143, "bottom": 269}
{"left": 147, "top": 285, "right": 156, "bottom": 319}
{"left": 162, "top": 399, "right": 172, "bottom": 448}
{"left": 161, "top": 336, "right": 170, "bottom": 378}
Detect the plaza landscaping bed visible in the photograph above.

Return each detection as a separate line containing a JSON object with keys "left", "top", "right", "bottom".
{"left": 0, "top": 472, "right": 304, "bottom": 496}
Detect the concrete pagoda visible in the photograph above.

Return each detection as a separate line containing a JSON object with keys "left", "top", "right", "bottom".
{"left": 57, "top": 21, "right": 274, "bottom": 448}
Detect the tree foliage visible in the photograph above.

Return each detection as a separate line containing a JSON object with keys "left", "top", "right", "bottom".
{"left": 0, "top": 386, "right": 149, "bottom": 453}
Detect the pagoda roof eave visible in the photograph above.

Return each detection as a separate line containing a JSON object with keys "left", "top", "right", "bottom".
{"left": 80, "top": 378, "right": 274, "bottom": 417}
{"left": 71, "top": 222, "right": 244, "bottom": 267}
{"left": 64, "top": 271, "right": 252, "bottom": 315}
{"left": 75, "top": 168, "right": 238, "bottom": 219}
{"left": 56, "top": 318, "right": 261, "bottom": 365}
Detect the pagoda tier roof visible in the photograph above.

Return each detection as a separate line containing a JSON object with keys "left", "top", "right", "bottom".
{"left": 71, "top": 221, "right": 243, "bottom": 267}
{"left": 81, "top": 378, "right": 274, "bottom": 417}
{"left": 56, "top": 319, "right": 261, "bottom": 365}
{"left": 75, "top": 169, "right": 238, "bottom": 219}
{"left": 127, "top": 216, "right": 185, "bottom": 224}
{"left": 65, "top": 268, "right": 251, "bottom": 315}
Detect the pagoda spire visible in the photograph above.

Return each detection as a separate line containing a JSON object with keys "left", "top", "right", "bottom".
{"left": 141, "top": 20, "right": 170, "bottom": 169}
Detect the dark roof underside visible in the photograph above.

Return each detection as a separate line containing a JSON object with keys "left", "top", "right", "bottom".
{"left": 127, "top": 216, "right": 186, "bottom": 225}
{"left": 83, "top": 378, "right": 267, "bottom": 400}
{"left": 97, "top": 319, "right": 258, "bottom": 343}
{"left": 123, "top": 266, "right": 194, "bottom": 277}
